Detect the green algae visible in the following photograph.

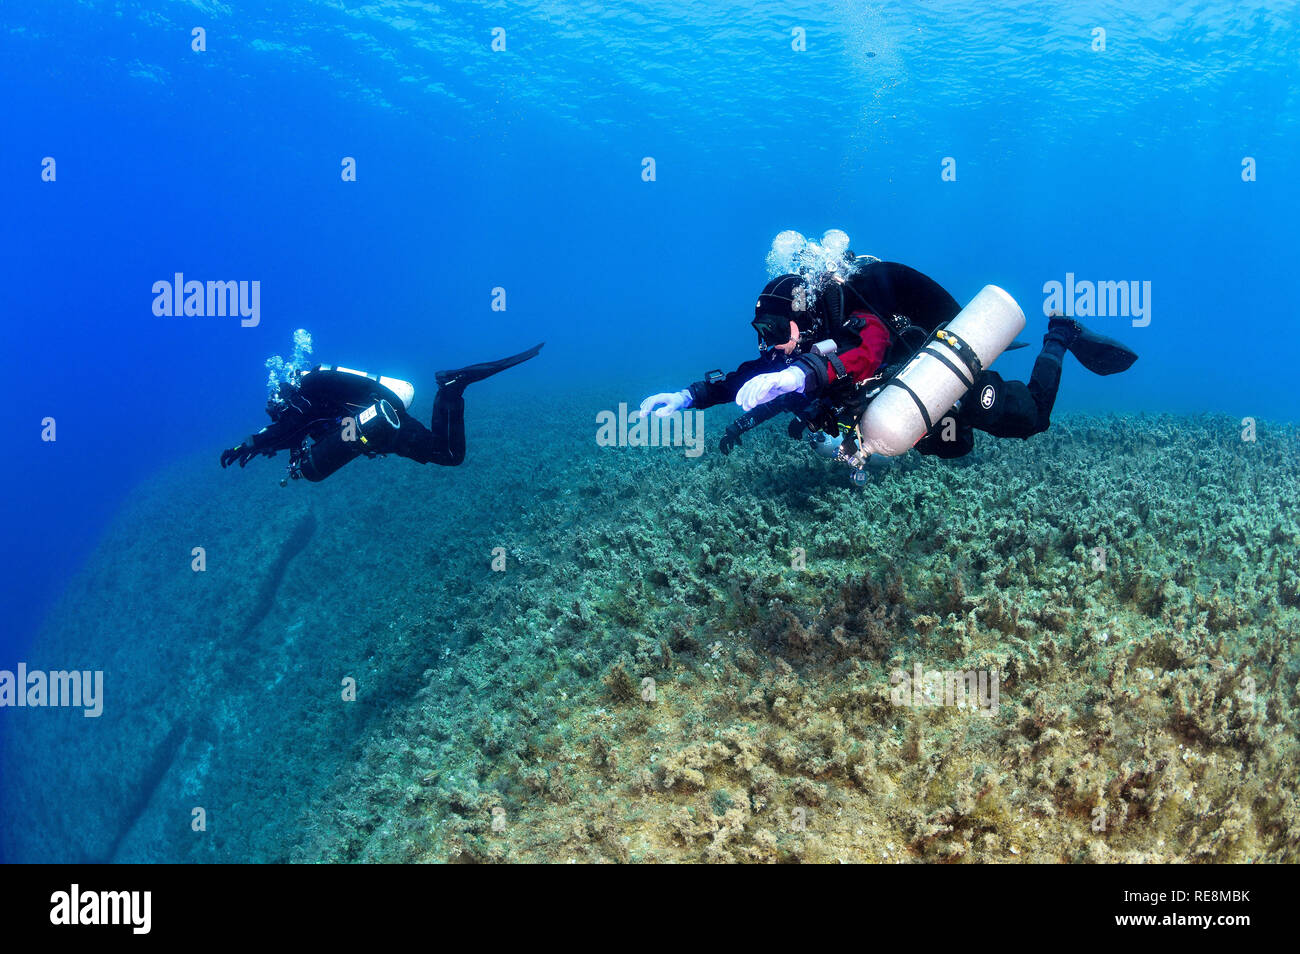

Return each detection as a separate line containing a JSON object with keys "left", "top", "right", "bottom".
{"left": 312, "top": 406, "right": 1299, "bottom": 863}
{"left": 3, "top": 398, "right": 1298, "bottom": 863}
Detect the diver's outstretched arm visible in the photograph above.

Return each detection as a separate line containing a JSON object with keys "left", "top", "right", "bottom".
{"left": 638, "top": 355, "right": 781, "bottom": 420}
{"left": 220, "top": 421, "right": 290, "bottom": 468}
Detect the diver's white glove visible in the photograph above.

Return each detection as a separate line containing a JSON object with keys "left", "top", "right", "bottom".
{"left": 638, "top": 389, "right": 693, "bottom": 418}
{"left": 736, "top": 367, "right": 806, "bottom": 411}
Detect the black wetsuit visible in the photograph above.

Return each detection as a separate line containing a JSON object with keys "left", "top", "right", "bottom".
{"left": 223, "top": 343, "right": 543, "bottom": 479}
{"left": 247, "top": 368, "right": 467, "bottom": 467}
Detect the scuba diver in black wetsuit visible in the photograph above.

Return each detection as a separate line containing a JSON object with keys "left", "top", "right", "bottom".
{"left": 220, "top": 343, "right": 543, "bottom": 483}
{"left": 639, "top": 254, "right": 1136, "bottom": 465}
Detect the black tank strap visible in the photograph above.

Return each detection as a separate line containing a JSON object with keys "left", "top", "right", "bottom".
{"left": 922, "top": 342, "right": 977, "bottom": 389}
{"left": 882, "top": 377, "right": 933, "bottom": 433}
{"left": 871, "top": 327, "right": 985, "bottom": 438}
{"left": 932, "top": 329, "right": 984, "bottom": 382}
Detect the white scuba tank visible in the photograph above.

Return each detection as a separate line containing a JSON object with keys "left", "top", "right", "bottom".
{"left": 856, "top": 284, "right": 1025, "bottom": 457}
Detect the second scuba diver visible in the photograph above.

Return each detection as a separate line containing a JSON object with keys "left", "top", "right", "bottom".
{"left": 221, "top": 342, "right": 544, "bottom": 483}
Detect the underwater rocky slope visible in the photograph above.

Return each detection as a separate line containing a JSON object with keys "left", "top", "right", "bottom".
{"left": 4, "top": 396, "right": 1298, "bottom": 863}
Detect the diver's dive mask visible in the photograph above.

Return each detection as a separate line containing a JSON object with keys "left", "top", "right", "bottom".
{"left": 752, "top": 312, "right": 794, "bottom": 349}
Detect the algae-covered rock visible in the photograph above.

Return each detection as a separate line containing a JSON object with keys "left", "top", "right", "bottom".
{"left": 4, "top": 400, "right": 1298, "bottom": 863}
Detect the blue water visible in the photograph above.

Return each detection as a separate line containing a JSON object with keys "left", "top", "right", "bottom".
{"left": 1, "top": 2, "right": 1297, "bottom": 860}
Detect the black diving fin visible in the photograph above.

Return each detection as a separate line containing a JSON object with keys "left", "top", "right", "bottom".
{"left": 436, "top": 342, "right": 545, "bottom": 390}
{"left": 1066, "top": 326, "right": 1137, "bottom": 375}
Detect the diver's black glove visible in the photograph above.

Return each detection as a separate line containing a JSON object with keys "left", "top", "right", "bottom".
{"left": 220, "top": 441, "right": 258, "bottom": 469}
{"left": 719, "top": 424, "right": 743, "bottom": 456}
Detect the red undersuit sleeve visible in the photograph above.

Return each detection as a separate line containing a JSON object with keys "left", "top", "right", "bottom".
{"left": 826, "top": 313, "right": 891, "bottom": 383}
